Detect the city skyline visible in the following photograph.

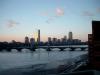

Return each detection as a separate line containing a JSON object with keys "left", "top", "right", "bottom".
{"left": 24, "top": 31, "right": 78, "bottom": 43}
{"left": 0, "top": 0, "right": 100, "bottom": 42}
{"left": 0, "top": 30, "right": 83, "bottom": 43}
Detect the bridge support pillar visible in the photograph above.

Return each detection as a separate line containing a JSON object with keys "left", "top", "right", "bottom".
{"left": 70, "top": 47, "right": 75, "bottom": 51}
{"left": 30, "top": 47, "right": 36, "bottom": 51}
{"left": 6, "top": 48, "right": 11, "bottom": 52}
{"left": 81, "top": 48, "right": 86, "bottom": 51}
{"left": 46, "top": 47, "right": 51, "bottom": 51}
{"left": 17, "top": 48, "right": 22, "bottom": 52}
{"left": 60, "top": 48, "right": 64, "bottom": 51}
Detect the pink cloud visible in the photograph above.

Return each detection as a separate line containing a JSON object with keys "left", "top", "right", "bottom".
{"left": 41, "top": 7, "right": 64, "bottom": 24}
{"left": 56, "top": 8, "right": 64, "bottom": 16}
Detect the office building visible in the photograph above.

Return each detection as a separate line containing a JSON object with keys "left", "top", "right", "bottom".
{"left": 52, "top": 38, "right": 57, "bottom": 45}
{"left": 57, "top": 39, "right": 61, "bottom": 44}
{"left": 25, "top": 36, "right": 29, "bottom": 44}
{"left": 30, "top": 38, "right": 35, "bottom": 48}
{"left": 64, "top": 35, "right": 67, "bottom": 42}
{"left": 61, "top": 36, "right": 67, "bottom": 44}
{"left": 88, "top": 34, "right": 93, "bottom": 67}
{"left": 48, "top": 37, "right": 52, "bottom": 43}
{"left": 88, "top": 21, "right": 100, "bottom": 69}
{"left": 37, "top": 29, "right": 40, "bottom": 43}
{"left": 30, "top": 38, "right": 35, "bottom": 44}
{"left": 69, "top": 32, "right": 73, "bottom": 40}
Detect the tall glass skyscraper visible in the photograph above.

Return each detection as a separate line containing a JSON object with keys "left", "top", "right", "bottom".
{"left": 69, "top": 32, "right": 73, "bottom": 40}
{"left": 38, "top": 29, "right": 40, "bottom": 43}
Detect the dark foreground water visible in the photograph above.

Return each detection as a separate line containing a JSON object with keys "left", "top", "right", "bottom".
{"left": 0, "top": 46, "right": 88, "bottom": 72}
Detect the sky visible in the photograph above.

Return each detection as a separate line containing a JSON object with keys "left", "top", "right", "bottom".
{"left": 0, "top": 0, "right": 100, "bottom": 42}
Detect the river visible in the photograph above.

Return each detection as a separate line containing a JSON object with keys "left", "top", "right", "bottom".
{"left": 0, "top": 45, "right": 88, "bottom": 71}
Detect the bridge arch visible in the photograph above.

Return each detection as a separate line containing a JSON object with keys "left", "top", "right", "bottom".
{"left": 11, "top": 49, "right": 18, "bottom": 53}
{"left": 84, "top": 48, "right": 88, "bottom": 51}
{"left": 21, "top": 48, "right": 31, "bottom": 53}
{"left": 64, "top": 48, "right": 72, "bottom": 51}
{"left": 74, "top": 48, "right": 81, "bottom": 51}
{"left": 70, "top": 47, "right": 76, "bottom": 51}
{"left": 51, "top": 48, "right": 60, "bottom": 51}
{"left": 1, "top": 49, "right": 9, "bottom": 52}
{"left": 16, "top": 48, "right": 23, "bottom": 52}
{"left": 6, "top": 48, "right": 12, "bottom": 52}
{"left": 59, "top": 48, "right": 65, "bottom": 51}
{"left": 46, "top": 48, "right": 51, "bottom": 51}
{"left": 35, "top": 48, "right": 46, "bottom": 52}
{"left": 81, "top": 47, "right": 88, "bottom": 51}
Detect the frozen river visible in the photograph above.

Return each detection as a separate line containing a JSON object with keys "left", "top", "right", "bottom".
{"left": 0, "top": 47, "right": 88, "bottom": 71}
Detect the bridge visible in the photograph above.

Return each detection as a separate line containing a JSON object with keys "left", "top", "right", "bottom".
{"left": 0, "top": 45, "right": 88, "bottom": 52}
{"left": 39, "top": 45, "right": 88, "bottom": 51}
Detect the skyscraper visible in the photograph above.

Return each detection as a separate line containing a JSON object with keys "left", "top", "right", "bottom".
{"left": 64, "top": 35, "right": 67, "bottom": 42}
{"left": 30, "top": 38, "right": 35, "bottom": 44}
{"left": 69, "top": 32, "right": 73, "bottom": 40}
{"left": 62, "top": 36, "right": 67, "bottom": 44}
{"left": 48, "top": 37, "right": 52, "bottom": 43}
{"left": 37, "top": 29, "right": 40, "bottom": 43}
{"left": 25, "top": 36, "right": 29, "bottom": 44}
{"left": 30, "top": 38, "right": 35, "bottom": 48}
{"left": 52, "top": 38, "right": 57, "bottom": 45}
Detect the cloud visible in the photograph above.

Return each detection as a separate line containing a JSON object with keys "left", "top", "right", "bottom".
{"left": 82, "top": 11, "right": 94, "bottom": 17}
{"left": 6, "top": 20, "right": 19, "bottom": 28}
{"left": 46, "top": 17, "right": 54, "bottom": 24}
{"left": 41, "top": 7, "right": 64, "bottom": 24}
{"left": 46, "top": 8, "right": 64, "bottom": 24}
{"left": 97, "top": 8, "right": 100, "bottom": 13}
{"left": 56, "top": 8, "right": 64, "bottom": 16}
